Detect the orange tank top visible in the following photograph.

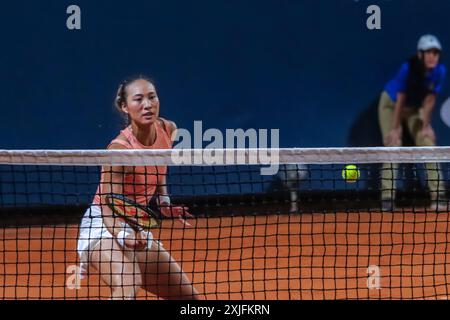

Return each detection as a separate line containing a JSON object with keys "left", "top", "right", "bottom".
{"left": 93, "top": 119, "right": 173, "bottom": 206}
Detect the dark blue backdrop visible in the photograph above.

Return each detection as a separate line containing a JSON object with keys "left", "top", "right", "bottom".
{"left": 1, "top": 0, "right": 450, "bottom": 149}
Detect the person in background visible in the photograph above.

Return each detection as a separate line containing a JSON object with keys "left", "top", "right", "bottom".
{"left": 378, "top": 34, "right": 447, "bottom": 212}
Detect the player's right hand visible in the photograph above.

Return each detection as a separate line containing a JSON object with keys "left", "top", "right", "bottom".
{"left": 384, "top": 128, "right": 402, "bottom": 146}
{"left": 123, "top": 231, "right": 147, "bottom": 250}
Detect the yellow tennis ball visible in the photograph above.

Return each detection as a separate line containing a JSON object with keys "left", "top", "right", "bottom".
{"left": 342, "top": 165, "right": 360, "bottom": 183}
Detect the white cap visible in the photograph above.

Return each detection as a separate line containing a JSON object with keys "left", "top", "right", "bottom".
{"left": 417, "top": 34, "right": 442, "bottom": 51}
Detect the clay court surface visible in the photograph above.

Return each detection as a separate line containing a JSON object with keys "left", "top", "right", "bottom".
{"left": 1, "top": 212, "right": 450, "bottom": 300}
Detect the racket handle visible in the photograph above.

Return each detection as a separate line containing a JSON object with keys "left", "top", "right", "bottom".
{"left": 116, "top": 230, "right": 131, "bottom": 247}
{"left": 157, "top": 195, "right": 171, "bottom": 205}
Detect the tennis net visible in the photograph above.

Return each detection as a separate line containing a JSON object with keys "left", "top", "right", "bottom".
{"left": 1, "top": 147, "right": 450, "bottom": 300}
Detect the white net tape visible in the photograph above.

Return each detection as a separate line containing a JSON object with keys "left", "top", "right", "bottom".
{"left": 1, "top": 147, "right": 450, "bottom": 166}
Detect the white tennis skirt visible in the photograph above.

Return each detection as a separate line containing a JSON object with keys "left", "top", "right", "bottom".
{"left": 77, "top": 205, "right": 154, "bottom": 278}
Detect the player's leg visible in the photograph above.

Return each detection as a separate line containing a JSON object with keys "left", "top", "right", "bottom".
{"left": 378, "top": 92, "right": 400, "bottom": 210}
{"left": 137, "top": 240, "right": 199, "bottom": 300}
{"left": 408, "top": 111, "right": 447, "bottom": 211}
{"left": 89, "top": 237, "right": 143, "bottom": 299}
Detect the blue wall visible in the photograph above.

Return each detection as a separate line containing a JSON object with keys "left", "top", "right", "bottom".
{"left": 2, "top": 0, "right": 450, "bottom": 149}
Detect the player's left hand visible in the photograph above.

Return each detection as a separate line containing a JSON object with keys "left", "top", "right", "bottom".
{"left": 419, "top": 125, "right": 436, "bottom": 142}
{"left": 159, "top": 204, "right": 194, "bottom": 227}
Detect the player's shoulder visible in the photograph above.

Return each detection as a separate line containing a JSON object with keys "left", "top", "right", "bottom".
{"left": 107, "top": 133, "right": 130, "bottom": 150}
{"left": 436, "top": 63, "right": 447, "bottom": 74}
{"left": 158, "top": 117, "right": 177, "bottom": 135}
{"left": 400, "top": 61, "right": 410, "bottom": 72}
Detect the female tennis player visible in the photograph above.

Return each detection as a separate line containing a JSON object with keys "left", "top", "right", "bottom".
{"left": 77, "top": 76, "right": 199, "bottom": 299}
{"left": 378, "top": 34, "right": 447, "bottom": 212}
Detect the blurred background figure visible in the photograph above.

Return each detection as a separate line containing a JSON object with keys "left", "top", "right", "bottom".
{"left": 277, "top": 164, "right": 308, "bottom": 213}
{"left": 378, "top": 34, "right": 447, "bottom": 212}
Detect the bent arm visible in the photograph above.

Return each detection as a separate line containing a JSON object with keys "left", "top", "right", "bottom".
{"left": 156, "top": 119, "right": 177, "bottom": 202}
{"left": 99, "top": 144, "right": 128, "bottom": 237}
{"left": 392, "top": 92, "right": 406, "bottom": 130}
{"left": 421, "top": 93, "right": 436, "bottom": 128}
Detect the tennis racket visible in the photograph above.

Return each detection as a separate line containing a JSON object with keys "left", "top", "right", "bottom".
{"left": 105, "top": 193, "right": 161, "bottom": 230}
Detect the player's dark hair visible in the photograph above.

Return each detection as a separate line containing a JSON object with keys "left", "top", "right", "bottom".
{"left": 404, "top": 54, "right": 431, "bottom": 108}
{"left": 114, "top": 75, "right": 157, "bottom": 125}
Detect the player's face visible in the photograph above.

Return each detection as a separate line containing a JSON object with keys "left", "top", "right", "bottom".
{"left": 122, "top": 80, "right": 160, "bottom": 126}
{"left": 423, "top": 49, "right": 440, "bottom": 69}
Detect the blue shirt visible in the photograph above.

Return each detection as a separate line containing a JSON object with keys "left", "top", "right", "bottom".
{"left": 384, "top": 62, "right": 446, "bottom": 102}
